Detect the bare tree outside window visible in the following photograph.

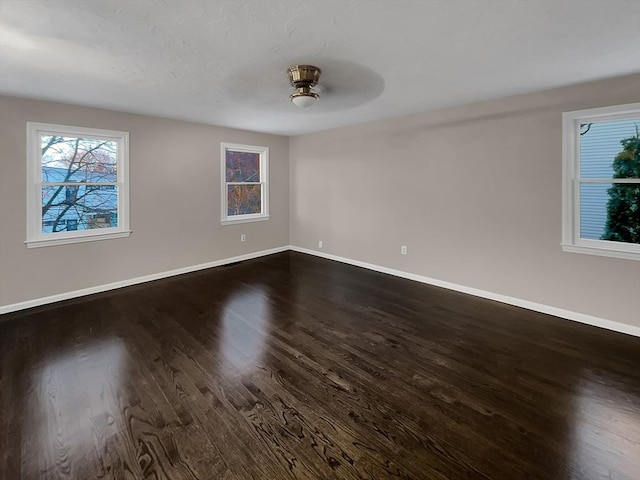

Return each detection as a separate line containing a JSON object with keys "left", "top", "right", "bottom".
{"left": 40, "top": 135, "right": 118, "bottom": 233}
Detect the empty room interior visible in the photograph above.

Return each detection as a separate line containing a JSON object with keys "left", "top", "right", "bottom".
{"left": 1, "top": 1, "right": 640, "bottom": 479}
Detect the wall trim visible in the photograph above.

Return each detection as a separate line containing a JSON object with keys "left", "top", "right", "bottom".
{"left": 289, "top": 246, "right": 640, "bottom": 338}
{"left": 3, "top": 244, "right": 638, "bottom": 338}
{"left": 0, "top": 246, "right": 289, "bottom": 315}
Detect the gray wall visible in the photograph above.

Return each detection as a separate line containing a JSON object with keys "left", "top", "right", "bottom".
{"left": 2, "top": 76, "right": 639, "bottom": 329}
{"left": 0, "top": 96, "right": 289, "bottom": 307}
{"left": 290, "top": 74, "right": 640, "bottom": 328}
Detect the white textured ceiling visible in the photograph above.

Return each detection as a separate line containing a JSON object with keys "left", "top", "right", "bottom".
{"left": 1, "top": 0, "right": 639, "bottom": 136}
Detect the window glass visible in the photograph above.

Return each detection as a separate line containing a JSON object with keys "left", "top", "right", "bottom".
{"left": 226, "top": 150, "right": 260, "bottom": 182}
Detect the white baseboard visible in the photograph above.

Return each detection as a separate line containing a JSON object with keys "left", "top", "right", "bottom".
{"left": 0, "top": 246, "right": 289, "bottom": 315}
{"left": 289, "top": 246, "right": 640, "bottom": 338}
{"left": 3, "top": 244, "right": 638, "bottom": 338}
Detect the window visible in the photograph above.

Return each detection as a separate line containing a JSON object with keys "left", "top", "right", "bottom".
{"left": 221, "top": 143, "right": 269, "bottom": 225}
{"left": 562, "top": 103, "right": 640, "bottom": 260}
{"left": 26, "top": 122, "right": 130, "bottom": 248}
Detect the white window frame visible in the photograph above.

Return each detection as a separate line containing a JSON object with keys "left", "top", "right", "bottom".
{"left": 562, "top": 103, "right": 640, "bottom": 261}
{"left": 221, "top": 142, "right": 269, "bottom": 225}
{"left": 26, "top": 122, "right": 131, "bottom": 248}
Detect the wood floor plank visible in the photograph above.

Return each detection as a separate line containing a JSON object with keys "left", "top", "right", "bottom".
{"left": 1, "top": 251, "right": 639, "bottom": 480}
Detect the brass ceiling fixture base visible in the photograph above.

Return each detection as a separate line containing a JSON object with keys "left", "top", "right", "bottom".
{"left": 287, "top": 65, "right": 321, "bottom": 107}
{"left": 290, "top": 86, "right": 319, "bottom": 101}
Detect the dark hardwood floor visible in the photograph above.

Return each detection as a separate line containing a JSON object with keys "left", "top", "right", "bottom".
{"left": 1, "top": 251, "right": 639, "bottom": 480}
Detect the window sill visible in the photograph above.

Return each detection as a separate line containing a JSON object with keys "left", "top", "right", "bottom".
{"left": 25, "top": 230, "right": 132, "bottom": 248}
{"left": 221, "top": 216, "right": 270, "bottom": 226}
{"left": 561, "top": 243, "right": 640, "bottom": 261}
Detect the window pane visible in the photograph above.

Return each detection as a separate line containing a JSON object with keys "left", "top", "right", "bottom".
{"left": 579, "top": 118, "right": 639, "bottom": 179}
{"left": 42, "top": 185, "right": 118, "bottom": 233}
{"left": 226, "top": 150, "right": 260, "bottom": 182}
{"left": 227, "top": 184, "right": 261, "bottom": 216}
{"left": 41, "top": 135, "right": 117, "bottom": 183}
{"left": 580, "top": 183, "right": 640, "bottom": 243}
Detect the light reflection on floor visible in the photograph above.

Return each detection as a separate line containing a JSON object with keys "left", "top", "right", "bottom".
{"left": 24, "top": 338, "right": 127, "bottom": 479}
{"left": 219, "top": 286, "right": 271, "bottom": 377}
{"left": 568, "top": 372, "right": 640, "bottom": 479}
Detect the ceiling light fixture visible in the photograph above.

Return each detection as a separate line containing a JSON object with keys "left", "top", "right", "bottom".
{"left": 287, "top": 65, "right": 321, "bottom": 108}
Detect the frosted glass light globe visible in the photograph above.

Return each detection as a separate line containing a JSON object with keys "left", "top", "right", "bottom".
{"left": 291, "top": 94, "right": 318, "bottom": 108}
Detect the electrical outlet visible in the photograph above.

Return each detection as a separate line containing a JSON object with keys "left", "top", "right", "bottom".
{"left": 401, "top": 245, "right": 408, "bottom": 255}
{"left": 318, "top": 240, "right": 323, "bottom": 249}
{"left": 241, "top": 234, "right": 246, "bottom": 242}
